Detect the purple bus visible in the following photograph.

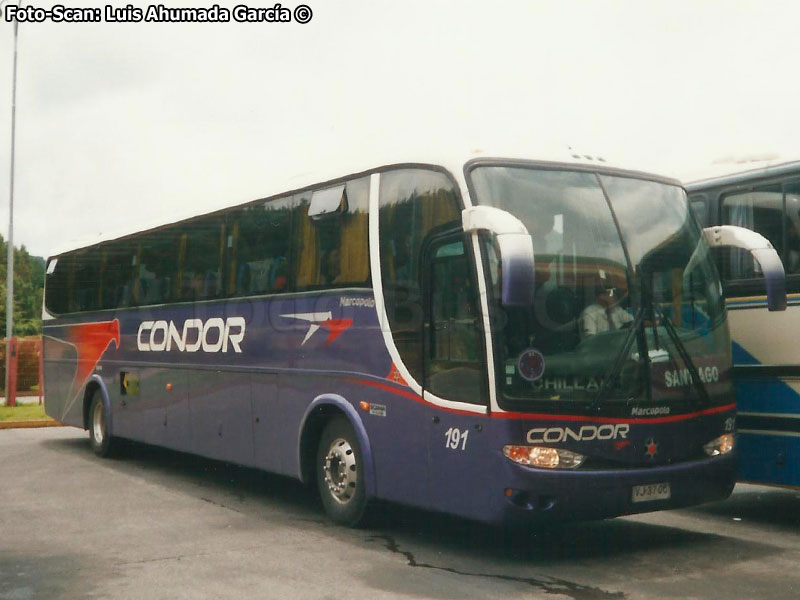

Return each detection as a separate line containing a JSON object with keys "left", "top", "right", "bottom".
{"left": 42, "top": 151, "right": 785, "bottom": 526}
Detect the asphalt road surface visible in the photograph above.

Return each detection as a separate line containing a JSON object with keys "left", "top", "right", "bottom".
{"left": 1, "top": 427, "right": 798, "bottom": 600}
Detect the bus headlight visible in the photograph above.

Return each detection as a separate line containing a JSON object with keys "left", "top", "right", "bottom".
{"left": 703, "top": 434, "right": 735, "bottom": 457}
{"left": 503, "top": 445, "right": 585, "bottom": 469}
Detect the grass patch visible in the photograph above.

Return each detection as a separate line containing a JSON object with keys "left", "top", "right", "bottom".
{"left": 0, "top": 403, "right": 51, "bottom": 422}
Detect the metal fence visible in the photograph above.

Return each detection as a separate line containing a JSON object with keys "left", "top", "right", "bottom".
{"left": 0, "top": 336, "right": 43, "bottom": 406}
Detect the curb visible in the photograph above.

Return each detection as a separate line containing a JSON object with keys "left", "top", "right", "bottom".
{"left": 0, "top": 420, "right": 64, "bottom": 430}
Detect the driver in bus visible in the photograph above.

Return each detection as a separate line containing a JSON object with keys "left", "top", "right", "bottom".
{"left": 579, "top": 273, "right": 633, "bottom": 338}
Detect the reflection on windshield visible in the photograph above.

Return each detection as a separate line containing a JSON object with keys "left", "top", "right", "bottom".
{"left": 470, "top": 166, "right": 730, "bottom": 408}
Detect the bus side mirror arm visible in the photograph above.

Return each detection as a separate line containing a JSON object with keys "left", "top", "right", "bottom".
{"left": 462, "top": 206, "right": 535, "bottom": 306}
{"left": 702, "top": 225, "right": 787, "bottom": 311}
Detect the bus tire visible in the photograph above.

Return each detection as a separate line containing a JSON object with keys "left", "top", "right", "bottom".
{"left": 316, "top": 417, "right": 367, "bottom": 526}
{"left": 89, "top": 390, "right": 114, "bottom": 458}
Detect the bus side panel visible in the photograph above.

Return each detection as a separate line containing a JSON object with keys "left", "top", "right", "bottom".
{"left": 109, "top": 368, "right": 149, "bottom": 442}
{"left": 735, "top": 374, "right": 800, "bottom": 486}
{"left": 738, "top": 432, "right": 800, "bottom": 486}
{"left": 189, "top": 370, "right": 255, "bottom": 467}
{"left": 162, "top": 370, "right": 191, "bottom": 452}
{"left": 351, "top": 382, "right": 430, "bottom": 509}
{"left": 426, "top": 409, "right": 494, "bottom": 520}
{"left": 42, "top": 317, "right": 123, "bottom": 427}
{"left": 43, "top": 291, "right": 405, "bottom": 486}
{"left": 132, "top": 366, "right": 188, "bottom": 447}
{"left": 271, "top": 374, "right": 317, "bottom": 478}
{"left": 728, "top": 303, "right": 800, "bottom": 486}
{"left": 251, "top": 374, "right": 284, "bottom": 474}
{"left": 729, "top": 303, "right": 800, "bottom": 371}
{"left": 42, "top": 334, "right": 81, "bottom": 426}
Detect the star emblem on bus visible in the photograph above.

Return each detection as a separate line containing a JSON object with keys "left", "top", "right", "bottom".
{"left": 281, "top": 312, "right": 353, "bottom": 346}
{"left": 645, "top": 438, "right": 659, "bottom": 459}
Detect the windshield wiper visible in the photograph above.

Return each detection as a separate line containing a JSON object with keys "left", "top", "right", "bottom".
{"left": 638, "top": 267, "right": 710, "bottom": 405}
{"left": 592, "top": 305, "right": 649, "bottom": 409}
{"left": 654, "top": 305, "right": 711, "bottom": 405}
{"left": 592, "top": 266, "right": 714, "bottom": 409}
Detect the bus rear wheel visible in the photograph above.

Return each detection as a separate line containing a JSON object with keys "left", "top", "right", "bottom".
{"left": 89, "top": 391, "right": 114, "bottom": 458}
{"left": 316, "top": 417, "right": 367, "bottom": 526}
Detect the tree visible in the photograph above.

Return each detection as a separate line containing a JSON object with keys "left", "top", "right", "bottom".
{"left": 0, "top": 234, "right": 45, "bottom": 337}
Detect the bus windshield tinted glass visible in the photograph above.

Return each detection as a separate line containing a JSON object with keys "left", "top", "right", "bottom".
{"left": 470, "top": 166, "right": 730, "bottom": 408}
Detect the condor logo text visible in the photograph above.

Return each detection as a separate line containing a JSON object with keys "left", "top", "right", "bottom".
{"left": 526, "top": 424, "right": 630, "bottom": 444}
{"left": 137, "top": 318, "right": 246, "bottom": 353}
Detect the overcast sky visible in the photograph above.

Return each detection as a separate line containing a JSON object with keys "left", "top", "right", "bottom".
{"left": 1, "top": 0, "right": 799, "bottom": 258}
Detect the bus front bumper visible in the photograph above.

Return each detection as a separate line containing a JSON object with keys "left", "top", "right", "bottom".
{"left": 491, "top": 451, "right": 737, "bottom": 525}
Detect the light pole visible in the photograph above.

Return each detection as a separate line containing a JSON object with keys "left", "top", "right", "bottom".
{"left": 2, "top": 0, "right": 20, "bottom": 403}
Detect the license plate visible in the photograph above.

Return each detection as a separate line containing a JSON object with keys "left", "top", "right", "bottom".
{"left": 632, "top": 482, "right": 671, "bottom": 503}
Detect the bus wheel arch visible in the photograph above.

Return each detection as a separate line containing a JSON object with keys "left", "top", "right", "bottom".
{"left": 298, "top": 394, "right": 376, "bottom": 500}
{"left": 82, "top": 376, "right": 114, "bottom": 457}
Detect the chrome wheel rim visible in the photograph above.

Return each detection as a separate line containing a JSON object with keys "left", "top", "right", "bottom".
{"left": 92, "top": 401, "right": 105, "bottom": 446}
{"left": 323, "top": 437, "right": 357, "bottom": 504}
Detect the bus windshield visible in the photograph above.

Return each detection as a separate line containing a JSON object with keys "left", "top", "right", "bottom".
{"left": 469, "top": 165, "right": 731, "bottom": 410}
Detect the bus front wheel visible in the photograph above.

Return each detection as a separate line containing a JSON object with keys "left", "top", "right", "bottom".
{"left": 89, "top": 391, "right": 114, "bottom": 458}
{"left": 316, "top": 417, "right": 367, "bottom": 526}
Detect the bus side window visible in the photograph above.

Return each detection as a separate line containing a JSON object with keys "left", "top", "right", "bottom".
{"left": 229, "top": 196, "right": 295, "bottom": 297}
{"left": 45, "top": 254, "right": 74, "bottom": 315}
{"left": 784, "top": 181, "right": 800, "bottom": 275}
{"left": 720, "top": 185, "right": 783, "bottom": 281}
{"left": 136, "top": 226, "right": 179, "bottom": 306}
{"left": 74, "top": 250, "right": 99, "bottom": 312}
{"left": 99, "top": 241, "right": 134, "bottom": 310}
{"left": 378, "top": 168, "right": 463, "bottom": 387}
{"left": 424, "top": 237, "right": 485, "bottom": 404}
{"left": 293, "top": 177, "right": 370, "bottom": 290}
{"left": 688, "top": 193, "right": 708, "bottom": 228}
{"left": 179, "top": 216, "right": 226, "bottom": 301}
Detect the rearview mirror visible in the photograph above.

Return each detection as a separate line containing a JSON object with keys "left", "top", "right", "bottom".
{"left": 462, "top": 206, "right": 535, "bottom": 306}
{"left": 702, "top": 225, "right": 786, "bottom": 311}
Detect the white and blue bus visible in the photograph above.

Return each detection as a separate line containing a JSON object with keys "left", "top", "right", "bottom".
{"left": 42, "top": 148, "right": 785, "bottom": 525}
{"left": 688, "top": 160, "right": 800, "bottom": 488}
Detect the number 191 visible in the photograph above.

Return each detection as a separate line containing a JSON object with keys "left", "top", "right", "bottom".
{"left": 445, "top": 427, "right": 469, "bottom": 450}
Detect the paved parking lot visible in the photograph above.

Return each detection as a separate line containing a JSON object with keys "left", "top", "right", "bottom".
{"left": 1, "top": 427, "right": 799, "bottom": 600}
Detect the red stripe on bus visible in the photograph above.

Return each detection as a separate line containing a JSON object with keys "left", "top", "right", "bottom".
{"left": 493, "top": 403, "right": 737, "bottom": 423}
{"left": 342, "top": 377, "right": 487, "bottom": 417}
{"left": 345, "top": 377, "right": 735, "bottom": 423}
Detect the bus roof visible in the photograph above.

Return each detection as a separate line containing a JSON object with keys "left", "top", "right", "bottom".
{"left": 685, "top": 158, "right": 800, "bottom": 191}
{"left": 47, "top": 144, "right": 674, "bottom": 259}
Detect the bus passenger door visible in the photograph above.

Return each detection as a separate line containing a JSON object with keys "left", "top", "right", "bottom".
{"left": 422, "top": 232, "right": 491, "bottom": 519}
